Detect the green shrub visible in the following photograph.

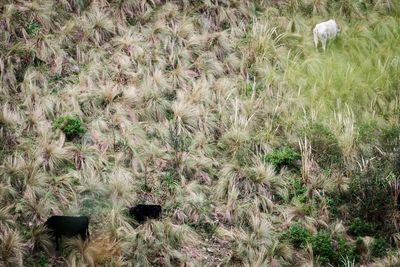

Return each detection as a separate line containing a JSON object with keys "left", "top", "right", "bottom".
{"left": 326, "top": 194, "right": 346, "bottom": 218}
{"left": 305, "top": 123, "right": 342, "bottom": 167}
{"left": 290, "top": 179, "right": 308, "bottom": 203}
{"left": 371, "top": 238, "right": 388, "bottom": 258}
{"left": 26, "top": 21, "right": 41, "bottom": 36}
{"left": 165, "top": 109, "right": 174, "bottom": 121}
{"left": 357, "top": 120, "right": 380, "bottom": 144}
{"left": 348, "top": 218, "right": 376, "bottom": 237}
{"left": 189, "top": 219, "right": 217, "bottom": 237}
{"left": 24, "top": 252, "right": 48, "bottom": 267}
{"left": 311, "top": 231, "right": 335, "bottom": 265}
{"left": 71, "top": 0, "right": 92, "bottom": 12}
{"left": 81, "top": 197, "right": 110, "bottom": 216}
{"left": 337, "top": 237, "right": 358, "bottom": 265}
{"left": 282, "top": 223, "right": 311, "bottom": 248}
{"left": 163, "top": 171, "right": 178, "bottom": 192}
{"left": 348, "top": 164, "right": 394, "bottom": 226}
{"left": 380, "top": 125, "right": 400, "bottom": 152}
{"left": 357, "top": 122, "right": 400, "bottom": 157}
{"left": 264, "top": 146, "right": 300, "bottom": 170}
{"left": 53, "top": 115, "right": 86, "bottom": 139}
{"left": 293, "top": 179, "right": 307, "bottom": 196}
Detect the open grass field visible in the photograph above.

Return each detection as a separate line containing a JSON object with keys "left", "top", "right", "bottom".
{"left": 1, "top": 0, "right": 400, "bottom": 266}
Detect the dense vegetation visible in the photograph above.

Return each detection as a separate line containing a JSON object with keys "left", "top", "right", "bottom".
{"left": 0, "top": 0, "right": 400, "bottom": 266}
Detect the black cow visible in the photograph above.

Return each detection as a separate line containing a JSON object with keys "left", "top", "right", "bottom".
{"left": 129, "top": 204, "right": 162, "bottom": 223}
{"left": 45, "top": 216, "right": 89, "bottom": 251}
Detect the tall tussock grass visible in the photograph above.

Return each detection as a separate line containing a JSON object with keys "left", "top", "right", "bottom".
{"left": 0, "top": 0, "right": 400, "bottom": 266}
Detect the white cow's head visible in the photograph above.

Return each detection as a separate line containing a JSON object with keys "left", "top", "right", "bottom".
{"left": 332, "top": 19, "right": 341, "bottom": 34}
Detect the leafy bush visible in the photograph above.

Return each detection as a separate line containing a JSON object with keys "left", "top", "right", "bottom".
{"left": 53, "top": 116, "right": 86, "bottom": 139}
{"left": 282, "top": 224, "right": 311, "bottom": 248}
{"left": 282, "top": 231, "right": 359, "bottom": 266}
{"left": 348, "top": 218, "right": 376, "bottom": 237}
{"left": 26, "top": 21, "right": 41, "bottom": 36}
{"left": 380, "top": 125, "right": 400, "bottom": 152}
{"left": 305, "top": 123, "right": 342, "bottom": 167}
{"left": 292, "top": 179, "right": 307, "bottom": 195}
{"left": 357, "top": 122, "right": 400, "bottom": 157}
{"left": 357, "top": 120, "right": 379, "bottom": 145}
{"left": 189, "top": 219, "right": 217, "bottom": 238}
{"left": 371, "top": 238, "right": 388, "bottom": 258}
{"left": 326, "top": 194, "right": 346, "bottom": 218}
{"left": 337, "top": 237, "right": 358, "bottom": 265}
{"left": 311, "top": 231, "right": 336, "bottom": 265}
{"left": 348, "top": 164, "right": 394, "bottom": 226}
{"left": 290, "top": 179, "right": 308, "bottom": 203}
{"left": 264, "top": 146, "right": 300, "bottom": 170}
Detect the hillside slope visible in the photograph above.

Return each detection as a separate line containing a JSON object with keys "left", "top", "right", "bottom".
{"left": 1, "top": 0, "right": 400, "bottom": 266}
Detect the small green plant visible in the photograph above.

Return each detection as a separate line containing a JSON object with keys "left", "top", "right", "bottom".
{"left": 348, "top": 163, "right": 394, "bottom": 225}
{"left": 292, "top": 179, "right": 307, "bottom": 195}
{"left": 165, "top": 109, "right": 174, "bottom": 121}
{"left": 166, "top": 121, "right": 192, "bottom": 179}
{"left": 264, "top": 146, "right": 300, "bottom": 170}
{"left": 380, "top": 125, "right": 400, "bottom": 152}
{"left": 290, "top": 179, "right": 308, "bottom": 203}
{"left": 25, "top": 252, "right": 49, "bottom": 267}
{"left": 311, "top": 231, "right": 336, "bottom": 265}
{"left": 243, "top": 80, "right": 264, "bottom": 96}
{"left": 71, "top": 0, "right": 92, "bottom": 13}
{"left": 348, "top": 218, "right": 376, "bottom": 237}
{"left": 189, "top": 219, "right": 217, "bottom": 237}
{"left": 26, "top": 21, "right": 41, "bottom": 36}
{"left": 357, "top": 120, "right": 379, "bottom": 144}
{"left": 234, "top": 146, "right": 252, "bottom": 166}
{"left": 305, "top": 123, "right": 342, "bottom": 167}
{"left": 281, "top": 223, "right": 311, "bottom": 248}
{"left": 81, "top": 197, "right": 110, "bottom": 216}
{"left": 37, "top": 254, "right": 48, "bottom": 267}
{"left": 337, "top": 237, "right": 358, "bottom": 265}
{"left": 326, "top": 194, "right": 346, "bottom": 218}
{"left": 139, "top": 179, "right": 152, "bottom": 192}
{"left": 53, "top": 115, "right": 86, "bottom": 139}
{"left": 221, "top": 21, "right": 230, "bottom": 30}
{"left": 163, "top": 172, "right": 178, "bottom": 192}
{"left": 371, "top": 238, "right": 388, "bottom": 258}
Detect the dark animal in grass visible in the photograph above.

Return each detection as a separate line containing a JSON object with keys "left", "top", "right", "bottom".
{"left": 45, "top": 216, "right": 89, "bottom": 251}
{"left": 129, "top": 205, "right": 162, "bottom": 223}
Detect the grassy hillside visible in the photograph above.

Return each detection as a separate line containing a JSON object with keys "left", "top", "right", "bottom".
{"left": 1, "top": 0, "right": 400, "bottom": 266}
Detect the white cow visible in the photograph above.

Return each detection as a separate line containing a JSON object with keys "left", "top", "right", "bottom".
{"left": 313, "top": 19, "right": 340, "bottom": 52}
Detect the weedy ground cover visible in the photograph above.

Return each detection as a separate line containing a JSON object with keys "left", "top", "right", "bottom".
{"left": 0, "top": 0, "right": 400, "bottom": 266}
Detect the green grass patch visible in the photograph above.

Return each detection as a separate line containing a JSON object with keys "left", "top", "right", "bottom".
{"left": 53, "top": 115, "right": 86, "bottom": 140}
{"left": 26, "top": 21, "right": 41, "bottom": 36}
{"left": 264, "top": 146, "right": 300, "bottom": 170}
{"left": 311, "top": 231, "right": 336, "bottom": 265}
{"left": 348, "top": 217, "right": 377, "bottom": 237}
{"left": 303, "top": 123, "right": 342, "bottom": 167}
{"left": 371, "top": 238, "right": 389, "bottom": 258}
{"left": 281, "top": 223, "right": 311, "bottom": 248}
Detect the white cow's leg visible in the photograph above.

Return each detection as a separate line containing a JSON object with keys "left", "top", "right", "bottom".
{"left": 313, "top": 30, "right": 319, "bottom": 49}
{"left": 321, "top": 38, "right": 327, "bottom": 52}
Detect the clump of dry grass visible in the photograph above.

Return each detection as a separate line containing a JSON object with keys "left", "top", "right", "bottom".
{"left": 64, "top": 234, "right": 122, "bottom": 266}
{"left": 0, "top": 228, "right": 25, "bottom": 266}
